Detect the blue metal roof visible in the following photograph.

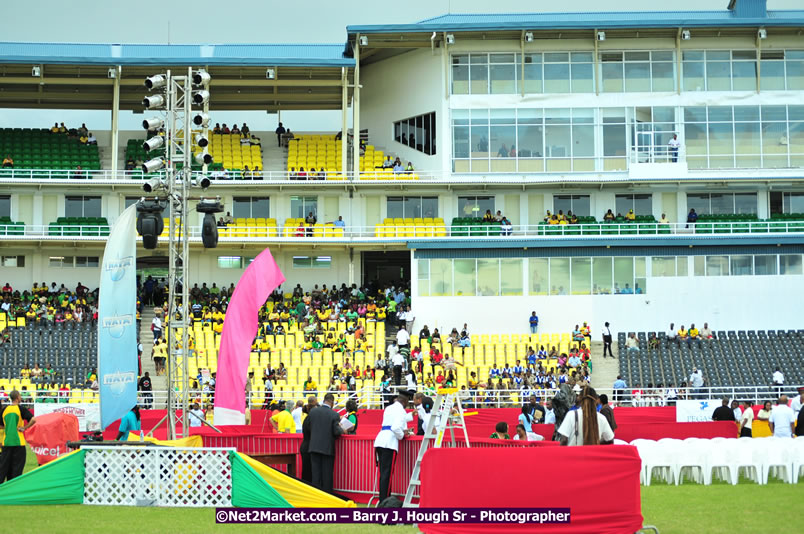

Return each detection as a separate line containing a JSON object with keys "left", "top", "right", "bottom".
{"left": 348, "top": 10, "right": 804, "bottom": 34}
{"left": 0, "top": 42, "right": 354, "bottom": 67}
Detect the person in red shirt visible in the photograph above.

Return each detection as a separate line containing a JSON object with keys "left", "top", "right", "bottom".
{"left": 430, "top": 346, "right": 443, "bottom": 376}
{"left": 435, "top": 371, "right": 445, "bottom": 385}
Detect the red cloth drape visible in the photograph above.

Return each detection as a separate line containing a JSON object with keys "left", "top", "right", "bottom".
{"left": 418, "top": 446, "right": 644, "bottom": 534}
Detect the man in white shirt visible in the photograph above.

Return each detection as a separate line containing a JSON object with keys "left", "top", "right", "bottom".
{"left": 374, "top": 392, "right": 413, "bottom": 502}
{"left": 772, "top": 368, "right": 784, "bottom": 396}
{"left": 396, "top": 327, "right": 410, "bottom": 348}
{"left": 791, "top": 388, "right": 804, "bottom": 416}
{"left": 666, "top": 323, "right": 676, "bottom": 342}
{"left": 404, "top": 306, "right": 415, "bottom": 334}
{"left": 543, "top": 399, "right": 556, "bottom": 425}
{"left": 188, "top": 404, "right": 205, "bottom": 427}
{"left": 391, "top": 349, "right": 406, "bottom": 386}
{"left": 769, "top": 396, "right": 795, "bottom": 438}
{"left": 668, "top": 134, "right": 680, "bottom": 162}
{"left": 689, "top": 368, "right": 704, "bottom": 399}
{"left": 291, "top": 400, "right": 304, "bottom": 434}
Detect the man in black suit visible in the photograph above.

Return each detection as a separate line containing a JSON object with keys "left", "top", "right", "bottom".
{"left": 299, "top": 396, "right": 318, "bottom": 483}
{"left": 307, "top": 392, "right": 343, "bottom": 493}
{"left": 712, "top": 397, "right": 736, "bottom": 422}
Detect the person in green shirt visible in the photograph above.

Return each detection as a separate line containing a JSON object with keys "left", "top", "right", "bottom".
{"left": 489, "top": 421, "right": 510, "bottom": 439}
{"left": 344, "top": 399, "right": 358, "bottom": 435}
{"left": 312, "top": 338, "right": 323, "bottom": 352}
{"left": 345, "top": 309, "right": 358, "bottom": 323}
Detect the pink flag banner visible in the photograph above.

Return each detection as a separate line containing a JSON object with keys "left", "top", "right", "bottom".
{"left": 213, "top": 248, "right": 285, "bottom": 425}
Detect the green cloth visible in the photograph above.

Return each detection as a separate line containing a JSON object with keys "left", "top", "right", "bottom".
{"left": 0, "top": 449, "right": 85, "bottom": 505}
{"left": 229, "top": 451, "right": 292, "bottom": 508}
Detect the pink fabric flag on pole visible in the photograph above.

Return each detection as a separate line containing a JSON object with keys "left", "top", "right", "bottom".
{"left": 213, "top": 247, "right": 285, "bottom": 425}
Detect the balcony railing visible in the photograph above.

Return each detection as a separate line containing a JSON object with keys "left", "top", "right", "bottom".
{"left": 3, "top": 221, "right": 804, "bottom": 241}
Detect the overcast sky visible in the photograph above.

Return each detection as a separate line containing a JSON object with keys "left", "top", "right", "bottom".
{"left": 2, "top": 0, "right": 800, "bottom": 131}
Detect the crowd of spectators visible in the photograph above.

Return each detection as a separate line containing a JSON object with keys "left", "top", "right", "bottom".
{"left": 1, "top": 281, "right": 99, "bottom": 326}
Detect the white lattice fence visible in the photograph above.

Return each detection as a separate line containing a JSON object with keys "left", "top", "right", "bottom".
{"left": 83, "top": 446, "right": 233, "bottom": 507}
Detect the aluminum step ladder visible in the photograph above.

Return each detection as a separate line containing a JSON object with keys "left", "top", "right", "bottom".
{"left": 402, "top": 388, "right": 469, "bottom": 508}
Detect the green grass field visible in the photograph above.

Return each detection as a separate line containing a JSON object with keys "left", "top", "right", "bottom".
{"left": 10, "top": 447, "right": 803, "bottom": 533}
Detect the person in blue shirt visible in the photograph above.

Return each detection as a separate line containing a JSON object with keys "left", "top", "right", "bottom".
{"left": 529, "top": 312, "right": 539, "bottom": 334}
{"left": 116, "top": 406, "right": 141, "bottom": 440}
{"left": 518, "top": 404, "right": 534, "bottom": 433}
{"left": 612, "top": 376, "right": 628, "bottom": 404}
{"left": 621, "top": 283, "right": 634, "bottom": 294}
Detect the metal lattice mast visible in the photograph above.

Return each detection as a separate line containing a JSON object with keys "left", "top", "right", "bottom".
{"left": 165, "top": 68, "right": 193, "bottom": 439}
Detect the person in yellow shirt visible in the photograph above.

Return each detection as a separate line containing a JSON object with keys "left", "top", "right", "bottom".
{"left": 1, "top": 155, "right": 13, "bottom": 168}
{"left": 213, "top": 319, "right": 224, "bottom": 334}
{"left": 677, "top": 325, "right": 688, "bottom": 343}
{"left": 317, "top": 308, "right": 329, "bottom": 322}
{"left": 303, "top": 376, "right": 317, "bottom": 393}
{"left": 50, "top": 123, "right": 60, "bottom": 133}
{"left": 270, "top": 401, "right": 296, "bottom": 433}
{"left": 626, "top": 209, "right": 636, "bottom": 221}
{"left": 548, "top": 215, "right": 560, "bottom": 225}
{"left": 687, "top": 324, "right": 700, "bottom": 347}
{"left": 79, "top": 134, "right": 88, "bottom": 144}
{"left": 376, "top": 307, "right": 387, "bottom": 321}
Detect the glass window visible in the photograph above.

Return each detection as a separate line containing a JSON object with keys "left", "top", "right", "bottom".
{"left": 290, "top": 196, "right": 317, "bottom": 219}
{"left": 0, "top": 195, "right": 9, "bottom": 218}
{"left": 553, "top": 195, "right": 590, "bottom": 217}
{"left": 500, "top": 259, "right": 523, "bottom": 296}
{"left": 417, "top": 259, "right": 430, "bottom": 297}
{"left": 613, "top": 257, "right": 633, "bottom": 293}
{"left": 544, "top": 53, "right": 570, "bottom": 93}
{"left": 592, "top": 257, "right": 613, "bottom": 294}
{"left": 470, "top": 54, "right": 489, "bottom": 94}
{"left": 458, "top": 196, "right": 494, "bottom": 218}
{"left": 651, "top": 257, "right": 676, "bottom": 277}
{"left": 615, "top": 194, "right": 652, "bottom": 216}
{"left": 770, "top": 192, "right": 804, "bottom": 215}
{"left": 65, "top": 196, "right": 101, "bottom": 218}
{"left": 635, "top": 257, "right": 646, "bottom": 294}
{"left": 529, "top": 258, "right": 549, "bottom": 295}
{"left": 522, "top": 53, "right": 543, "bottom": 93}
{"left": 754, "top": 255, "right": 777, "bottom": 275}
{"left": 490, "top": 54, "right": 516, "bottom": 94}
{"left": 291, "top": 256, "right": 331, "bottom": 269}
{"left": 549, "top": 258, "right": 569, "bottom": 295}
{"left": 218, "top": 256, "right": 244, "bottom": 269}
{"left": 570, "top": 257, "right": 592, "bottom": 295}
{"left": 451, "top": 55, "right": 469, "bottom": 94}
{"left": 394, "top": 112, "right": 436, "bottom": 155}
{"left": 49, "top": 256, "right": 73, "bottom": 268}
{"left": 706, "top": 256, "right": 729, "bottom": 276}
{"left": 780, "top": 254, "right": 803, "bottom": 275}
{"left": 677, "top": 256, "right": 689, "bottom": 277}
{"left": 387, "top": 196, "right": 437, "bottom": 219}
{"left": 477, "top": 259, "right": 500, "bottom": 296}
{"left": 453, "top": 259, "right": 476, "bottom": 296}
{"left": 74, "top": 256, "right": 100, "bottom": 268}
{"left": 1, "top": 256, "right": 24, "bottom": 268}
{"left": 730, "top": 255, "right": 753, "bottom": 276}
{"left": 233, "top": 197, "right": 270, "bottom": 219}
{"left": 430, "top": 259, "right": 453, "bottom": 296}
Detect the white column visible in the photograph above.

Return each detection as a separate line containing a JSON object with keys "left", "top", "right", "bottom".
{"left": 32, "top": 193, "right": 43, "bottom": 226}
{"left": 352, "top": 38, "right": 361, "bottom": 180}
{"left": 341, "top": 67, "right": 348, "bottom": 177}
{"left": 110, "top": 65, "right": 121, "bottom": 176}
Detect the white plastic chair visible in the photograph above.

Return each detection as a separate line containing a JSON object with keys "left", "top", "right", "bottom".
{"left": 705, "top": 437, "right": 734, "bottom": 485}
{"left": 674, "top": 439, "right": 708, "bottom": 485}
{"left": 791, "top": 438, "right": 804, "bottom": 484}
{"left": 643, "top": 440, "right": 677, "bottom": 485}
{"left": 752, "top": 437, "right": 794, "bottom": 484}
{"left": 726, "top": 438, "right": 761, "bottom": 485}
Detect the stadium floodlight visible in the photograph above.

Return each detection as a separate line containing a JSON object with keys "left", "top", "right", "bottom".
{"left": 199, "top": 176, "right": 211, "bottom": 189}
{"left": 192, "top": 90, "right": 210, "bottom": 105}
{"left": 758, "top": 28, "right": 767, "bottom": 39}
{"left": 596, "top": 31, "right": 606, "bottom": 41}
{"left": 143, "top": 94, "right": 165, "bottom": 109}
{"left": 195, "top": 151, "right": 213, "bottom": 165}
{"left": 136, "top": 199, "right": 166, "bottom": 250}
{"left": 142, "top": 177, "right": 164, "bottom": 193}
{"left": 525, "top": 32, "right": 534, "bottom": 43}
{"left": 359, "top": 35, "right": 368, "bottom": 46}
{"left": 266, "top": 68, "right": 275, "bottom": 80}
{"left": 681, "top": 30, "right": 691, "bottom": 40}
{"left": 143, "top": 135, "right": 164, "bottom": 152}
{"left": 142, "top": 117, "right": 164, "bottom": 131}
{"left": 142, "top": 157, "right": 165, "bottom": 174}
{"left": 192, "top": 112, "right": 210, "bottom": 127}
{"left": 192, "top": 69, "right": 211, "bottom": 86}
{"left": 194, "top": 134, "right": 209, "bottom": 148}
{"left": 196, "top": 199, "right": 224, "bottom": 248}
{"left": 144, "top": 75, "right": 166, "bottom": 90}
{"left": 446, "top": 34, "right": 455, "bottom": 45}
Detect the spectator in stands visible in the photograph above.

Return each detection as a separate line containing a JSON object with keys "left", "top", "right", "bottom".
{"left": 490, "top": 421, "right": 510, "bottom": 439}
{"left": 558, "top": 387, "right": 614, "bottom": 446}
{"left": 275, "top": 123, "right": 287, "bottom": 146}
{"left": 393, "top": 159, "right": 404, "bottom": 173}
{"left": 482, "top": 209, "right": 494, "bottom": 222}
{"left": 686, "top": 208, "right": 698, "bottom": 225}
{"left": 626, "top": 209, "right": 636, "bottom": 221}
{"left": 333, "top": 216, "right": 345, "bottom": 228}
{"left": 125, "top": 158, "right": 136, "bottom": 171}
{"left": 222, "top": 124, "right": 231, "bottom": 134}
{"left": 668, "top": 134, "right": 680, "bottom": 162}
{"left": 240, "top": 123, "right": 250, "bottom": 137}
{"left": 687, "top": 324, "right": 700, "bottom": 347}
{"left": 50, "top": 123, "right": 60, "bottom": 134}
{"left": 87, "top": 133, "right": 97, "bottom": 145}
{"left": 382, "top": 156, "right": 393, "bottom": 168}
{"left": 625, "top": 333, "right": 640, "bottom": 353}
{"left": 500, "top": 217, "right": 513, "bottom": 235}
{"left": 666, "top": 323, "right": 676, "bottom": 343}
{"left": 712, "top": 398, "right": 735, "bottom": 421}
{"left": 231, "top": 124, "right": 241, "bottom": 135}
{"left": 769, "top": 395, "right": 796, "bottom": 438}
{"left": 689, "top": 367, "right": 704, "bottom": 398}
{"left": 737, "top": 400, "right": 754, "bottom": 437}
{"left": 757, "top": 400, "right": 773, "bottom": 423}
{"left": 79, "top": 131, "right": 89, "bottom": 144}
{"left": 213, "top": 123, "right": 221, "bottom": 134}
{"left": 72, "top": 165, "right": 85, "bottom": 179}
{"left": 58, "top": 122, "right": 67, "bottom": 133}
{"left": 772, "top": 367, "right": 785, "bottom": 396}
{"left": 2, "top": 155, "right": 13, "bottom": 168}
{"left": 700, "top": 323, "right": 713, "bottom": 340}
{"left": 270, "top": 400, "right": 296, "bottom": 434}
{"left": 659, "top": 213, "right": 669, "bottom": 224}
{"left": 405, "top": 162, "right": 414, "bottom": 173}
{"left": 677, "top": 325, "right": 688, "bottom": 344}
{"left": 603, "top": 209, "right": 615, "bottom": 221}
{"left": 286, "top": 129, "right": 295, "bottom": 143}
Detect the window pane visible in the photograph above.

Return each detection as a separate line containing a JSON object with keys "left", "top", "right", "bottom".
{"left": 544, "top": 63, "right": 570, "bottom": 93}
{"left": 218, "top": 256, "right": 243, "bottom": 269}
{"left": 570, "top": 257, "right": 591, "bottom": 295}
{"left": 490, "top": 125, "right": 516, "bottom": 158}
{"left": 430, "top": 259, "right": 453, "bottom": 296}
{"left": 730, "top": 255, "right": 753, "bottom": 275}
{"left": 500, "top": 259, "right": 523, "bottom": 296}
{"left": 635, "top": 257, "right": 646, "bottom": 294}
{"left": 760, "top": 60, "right": 786, "bottom": 91}
{"left": 602, "top": 63, "right": 624, "bottom": 92}
{"left": 677, "top": 256, "right": 689, "bottom": 276}
{"left": 470, "top": 64, "right": 489, "bottom": 94}
{"left": 652, "top": 61, "right": 675, "bottom": 91}
{"left": 593, "top": 257, "right": 613, "bottom": 294}
{"left": 529, "top": 258, "right": 549, "bottom": 295}
{"left": 693, "top": 256, "right": 705, "bottom": 276}
{"left": 613, "top": 257, "right": 633, "bottom": 294}
{"left": 523, "top": 54, "right": 543, "bottom": 93}
{"left": 549, "top": 258, "right": 569, "bottom": 295}
{"left": 421, "top": 197, "right": 438, "bottom": 219}
{"left": 453, "top": 259, "right": 477, "bottom": 296}
{"left": 734, "top": 193, "right": 757, "bottom": 214}
{"left": 651, "top": 257, "right": 675, "bottom": 277}
{"left": 624, "top": 62, "right": 651, "bottom": 92}
{"left": 780, "top": 254, "right": 803, "bottom": 275}
{"left": 417, "top": 259, "right": 430, "bottom": 296}
{"left": 732, "top": 60, "right": 757, "bottom": 91}
{"left": 709, "top": 194, "right": 732, "bottom": 215}
{"left": 477, "top": 259, "right": 500, "bottom": 296}
{"left": 571, "top": 195, "right": 590, "bottom": 217}
{"left": 571, "top": 125, "right": 594, "bottom": 158}
{"left": 517, "top": 123, "right": 543, "bottom": 158}
{"left": 706, "top": 256, "right": 729, "bottom": 276}
{"left": 490, "top": 64, "right": 516, "bottom": 94}
{"left": 0, "top": 196, "right": 10, "bottom": 218}
{"left": 706, "top": 60, "right": 731, "bottom": 91}
{"left": 387, "top": 197, "right": 403, "bottom": 219}
{"left": 451, "top": 55, "right": 469, "bottom": 94}
{"left": 754, "top": 255, "right": 777, "bottom": 275}
{"left": 687, "top": 194, "right": 710, "bottom": 214}
{"left": 570, "top": 63, "right": 594, "bottom": 93}
{"left": 683, "top": 61, "right": 706, "bottom": 91}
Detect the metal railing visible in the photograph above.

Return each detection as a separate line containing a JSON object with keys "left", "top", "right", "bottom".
{"left": 3, "top": 220, "right": 804, "bottom": 241}
{"left": 630, "top": 144, "right": 684, "bottom": 164}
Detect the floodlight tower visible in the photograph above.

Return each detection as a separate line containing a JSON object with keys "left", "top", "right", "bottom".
{"left": 141, "top": 68, "right": 213, "bottom": 439}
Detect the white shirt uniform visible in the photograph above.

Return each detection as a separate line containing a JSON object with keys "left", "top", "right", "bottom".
{"left": 769, "top": 404, "right": 795, "bottom": 437}
{"left": 373, "top": 401, "right": 411, "bottom": 451}
{"left": 396, "top": 329, "right": 410, "bottom": 346}
{"left": 792, "top": 396, "right": 803, "bottom": 415}
{"left": 416, "top": 403, "right": 431, "bottom": 430}
{"left": 392, "top": 352, "right": 406, "bottom": 368}
{"left": 772, "top": 371, "right": 784, "bottom": 385}
{"left": 387, "top": 344, "right": 399, "bottom": 360}
{"left": 292, "top": 406, "right": 303, "bottom": 432}
{"left": 557, "top": 410, "right": 615, "bottom": 446}
{"left": 544, "top": 408, "right": 556, "bottom": 425}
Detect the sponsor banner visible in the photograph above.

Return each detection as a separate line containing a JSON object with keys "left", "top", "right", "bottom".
{"left": 675, "top": 399, "right": 719, "bottom": 422}
{"left": 34, "top": 402, "right": 101, "bottom": 431}
{"left": 98, "top": 204, "right": 138, "bottom": 429}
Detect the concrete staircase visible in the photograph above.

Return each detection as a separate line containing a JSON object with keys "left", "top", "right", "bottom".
{"left": 259, "top": 136, "right": 286, "bottom": 172}
{"left": 590, "top": 340, "right": 620, "bottom": 393}
{"left": 139, "top": 307, "right": 168, "bottom": 408}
